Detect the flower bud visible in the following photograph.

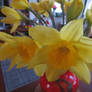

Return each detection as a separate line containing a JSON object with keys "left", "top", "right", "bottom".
{"left": 86, "top": 7, "right": 92, "bottom": 24}
{"left": 11, "top": 0, "right": 29, "bottom": 10}
{"left": 67, "top": 0, "right": 83, "bottom": 21}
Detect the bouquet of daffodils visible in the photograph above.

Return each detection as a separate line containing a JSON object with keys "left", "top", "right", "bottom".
{"left": 0, "top": 0, "right": 92, "bottom": 87}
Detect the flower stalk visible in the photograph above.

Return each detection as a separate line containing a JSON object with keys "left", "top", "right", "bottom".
{"left": 28, "top": 7, "right": 47, "bottom": 26}
{"left": 48, "top": 11, "right": 56, "bottom": 28}
{"left": 82, "top": 0, "right": 87, "bottom": 18}
{"left": 18, "top": 11, "right": 37, "bottom": 25}
{"left": 61, "top": 3, "right": 65, "bottom": 26}
{"left": 84, "top": 22, "right": 91, "bottom": 36}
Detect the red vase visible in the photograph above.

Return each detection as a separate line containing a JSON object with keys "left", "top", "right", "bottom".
{"left": 40, "top": 71, "right": 79, "bottom": 92}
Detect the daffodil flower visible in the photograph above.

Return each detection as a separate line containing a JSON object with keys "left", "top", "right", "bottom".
{"left": 86, "top": 6, "right": 92, "bottom": 24}
{"left": 0, "top": 32, "right": 14, "bottom": 47}
{"left": 0, "top": 32, "right": 39, "bottom": 70}
{"left": 39, "top": 0, "right": 54, "bottom": 12}
{"left": 28, "top": 19, "right": 92, "bottom": 84}
{"left": 64, "top": 0, "right": 73, "bottom": 11}
{"left": 67, "top": 0, "right": 83, "bottom": 21}
{"left": 30, "top": 2, "right": 48, "bottom": 17}
{"left": 11, "top": 0, "right": 29, "bottom": 10}
{"left": 1, "top": 6, "right": 23, "bottom": 33}
{"left": 30, "top": 0, "right": 54, "bottom": 17}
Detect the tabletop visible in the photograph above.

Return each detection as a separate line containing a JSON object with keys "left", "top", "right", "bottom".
{"left": 0, "top": 63, "right": 92, "bottom": 92}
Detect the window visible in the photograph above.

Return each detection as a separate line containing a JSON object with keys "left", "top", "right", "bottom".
{"left": 87, "top": 0, "right": 92, "bottom": 9}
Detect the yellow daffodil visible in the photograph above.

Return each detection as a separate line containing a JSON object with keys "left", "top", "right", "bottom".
{"left": 30, "top": 2, "right": 49, "bottom": 17}
{"left": 30, "top": 2, "right": 43, "bottom": 12}
{"left": 11, "top": 0, "right": 29, "bottom": 10}
{"left": 0, "top": 32, "right": 39, "bottom": 70}
{"left": 30, "top": 0, "right": 54, "bottom": 16}
{"left": 1, "top": 6, "right": 23, "bottom": 33}
{"left": 67, "top": 0, "right": 83, "bottom": 21}
{"left": 0, "top": 32, "right": 13, "bottom": 47}
{"left": 28, "top": 19, "right": 92, "bottom": 84}
{"left": 64, "top": 0, "right": 73, "bottom": 12}
{"left": 86, "top": 6, "right": 92, "bottom": 24}
{"left": 39, "top": 0, "right": 54, "bottom": 12}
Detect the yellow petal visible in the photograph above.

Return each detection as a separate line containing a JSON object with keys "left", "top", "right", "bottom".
{"left": 15, "top": 36, "right": 38, "bottom": 62}
{"left": 10, "top": 22, "right": 20, "bottom": 33}
{"left": 80, "top": 36, "right": 92, "bottom": 45}
{"left": 0, "top": 43, "right": 3, "bottom": 47}
{"left": 39, "top": 0, "right": 54, "bottom": 11}
{"left": 9, "top": 55, "right": 28, "bottom": 69}
{"left": 87, "top": 63, "right": 92, "bottom": 72}
{"left": 8, "top": 55, "right": 17, "bottom": 71}
{"left": 1, "top": 6, "right": 22, "bottom": 24}
{"left": 34, "top": 64, "right": 47, "bottom": 76}
{"left": 29, "top": 26, "right": 61, "bottom": 46}
{"left": 11, "top": 0, "right": 29, "bottom": 10}
{"left": 0, "top": 32, "right": 13, "bottom": 39}
{"left": 14, "top": 55, "right": 28, "bottom": 69}
{"left": 74, "top": 37, "right": 92, "bottom": 63}
{"left": 16, "top": 57, "right": 29, "bottom": 69}
{"left": 60, "top": 19, "right": 83, "bottom": 41}
{"left": 1, "top": 17, "right": 13, "bottom": 24}
{"left": 1, "top": 6, "right": 21, "bottom": 19}
{"left": 0, "top": 42, "right": 17, "bottom": 61}
{"left": 1, "top": 6, "right": 17, "bottom": 15}
{"left": 71, "top": 62, "right": 91, "bottom": 84}
{"left": 30, "top": 2, "right": 43, "bottom": 11}
{"left": 30, "top": 2, "right": 48, "bottom": 16}
{"left": 43, "top": 12, "right": 49, "bottom": 17}
{"left": 46, "top": 65, "right": 66, "bottom": 82}
{"left": 27, "top": 46, "right": 49, "bottom": 69}
{"left": 1, "top": 16, "right": 20, "bottom": 24}
{"left": 0, "top": 32, "right": 13, "bottom": 41}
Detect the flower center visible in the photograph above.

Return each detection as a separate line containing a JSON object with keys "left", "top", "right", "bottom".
{"left": 48, "top": 41, "right": 77, "bottom": 70}
{"left": 18, "top": 38, "right": 38, "bottom": 62}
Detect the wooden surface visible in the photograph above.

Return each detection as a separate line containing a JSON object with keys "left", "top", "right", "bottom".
{"left": 12, "top": 80, "right": 92, "bottom": 92}
{"left": 12, "top": 80, "right": 40, "bottom": 92}
{"left": 0, "top": 67, "right": 92, "bottom": 92}
{"left": 0, "top": 58, "right": 92, "bottom": 92}
{"left": 11, "top": 73, "right": 92, "bottom": 92}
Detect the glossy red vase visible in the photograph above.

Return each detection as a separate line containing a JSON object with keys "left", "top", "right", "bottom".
{"left": 40, "top": 71, "right": 79, "bottom": 92}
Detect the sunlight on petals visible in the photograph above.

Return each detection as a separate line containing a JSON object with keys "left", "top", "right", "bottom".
{"left": 29, "top": 26, "right": 61, "bottom": 46}
{"left": 34, "top": 64, "right": 47, "bottom": 76}
{"left": 60, "top": 19, "right": 83, "bottom": 41}
{"left": 71, "top": 62, "right": 91, "bottom": 84}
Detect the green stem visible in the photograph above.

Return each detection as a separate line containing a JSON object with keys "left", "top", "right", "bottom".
{"left": 16, "top": 31, "right": 25, "bottom": 36}
{"left": 82, "top": 0, "right": 87, "bottom": 18}
{"left": 61, "top": 3, "right": 65, "bottom": 26}
{"left": 18, "top": 11, "right": 35, "bottom": 25}
{"left": 37, "top": 12, "right": 48, "bottom": 26}
{"left": 28, "top": 7, "right": 47, "bottom": 26}
{"left": 84, "top": 22, "right": 91, "bottom": 36}
{"left": 48, "top": 11, "right": 56, "bottom": 28}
